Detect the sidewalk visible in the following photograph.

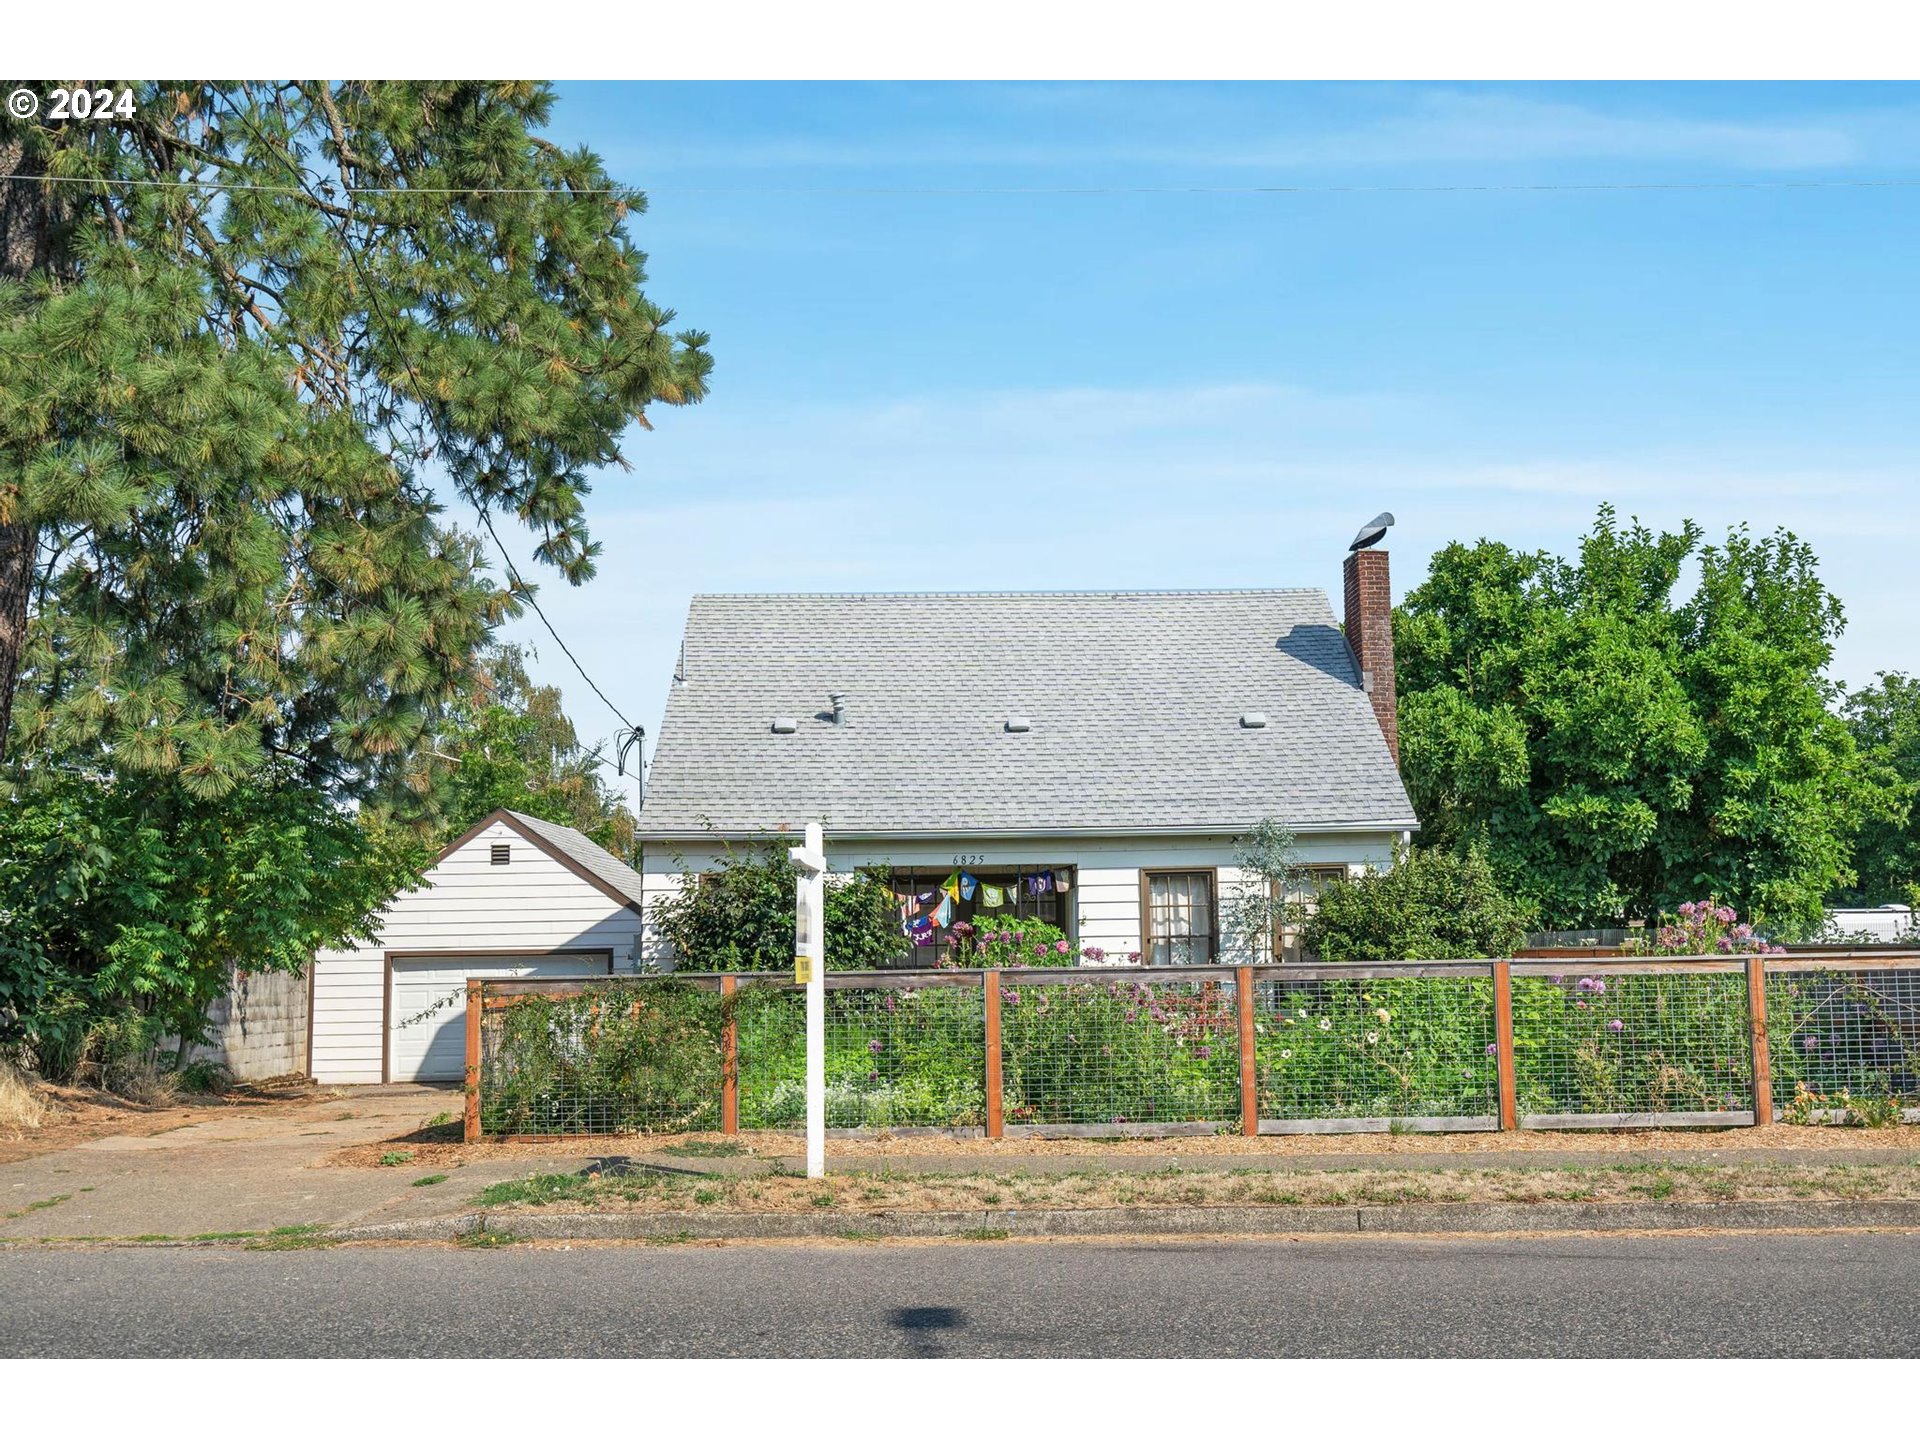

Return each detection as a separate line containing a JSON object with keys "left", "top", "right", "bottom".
{"left": 5, "top": 1088, "right": 1917, "bottom": 1244}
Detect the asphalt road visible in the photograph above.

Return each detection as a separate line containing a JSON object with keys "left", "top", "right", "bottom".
{"left": 3, "top": 1233, "right": 1916, "bottom": 1357}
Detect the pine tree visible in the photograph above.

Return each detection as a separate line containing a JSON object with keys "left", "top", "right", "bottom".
{"left": 0, "top": 82, "right": 710, "bottom": 796}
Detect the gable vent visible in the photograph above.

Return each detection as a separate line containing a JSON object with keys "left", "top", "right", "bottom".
{"left": 771, "top": 716, "right": 798, "bottom": 734}
{"left": 1004, "top": 715, "right": 1031, "bottom": 733}
{"left": 491, "top": 843, "right": 511, "bottom": 865}
{"left": 1240, "top": 712, "right": 1269, "bottom": 729}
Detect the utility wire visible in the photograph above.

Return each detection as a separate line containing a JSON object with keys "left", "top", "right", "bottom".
{"left": 215, "top": 94, "right": 640, "bottom": 742}
{"left": 14, "top": 171, "right": 1920, "bottom": 198}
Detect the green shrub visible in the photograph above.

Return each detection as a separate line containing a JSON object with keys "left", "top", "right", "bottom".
{"left": 479, "top": 979, "right": 726, "bottom": 1134}
{"left": 1301, "top": 845, "right": 1534, "bottom": 962}
{"left": 649, "top": 841, "right": 908, "bottom": 971}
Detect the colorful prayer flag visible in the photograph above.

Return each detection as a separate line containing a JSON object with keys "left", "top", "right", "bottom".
{"left": 981, "top": 884, "right": 1005, "bottom": 909}
{"left": 941, "top": 870, "right": 961, "bottom": 902}
{"left": 959, "top": 871, "right": 978, "bottom": 901}
{"left": 934, "top": 894, "right": 954, "bottom": 928}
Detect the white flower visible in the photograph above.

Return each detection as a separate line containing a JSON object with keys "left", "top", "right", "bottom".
{"left": 1374, "top": 1008, "right": 1391, "bottom": 1024}
{"left": 1297, "top": 1008, "right": 1309, "bottom": 1020}
{"left": 1365, "top": 1031, "right": 1379, "bottom": 1044}
{"left": 1318, "top": 1017, "right": 1332, "bottom": 1031}
{"left": 1280, "top": 1049, "right": 1293, "bottom": 1060}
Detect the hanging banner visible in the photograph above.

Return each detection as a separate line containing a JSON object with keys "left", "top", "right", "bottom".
{"left": 1052, "top": 869, "right": 1070, "bottom": 893}
{"left": 980, "top": 883, "right": 1005, "bottom": 909}
{"left": 959, "top": 871, "right": 978, "bottom": 901}
{"left": 933, "top": 894, "right": 954, "bottom": 928}
{"left": 941, "top": 870, "right": 962, "bottom": 902}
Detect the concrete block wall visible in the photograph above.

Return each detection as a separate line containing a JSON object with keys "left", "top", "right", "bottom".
{"left": 178, "top": 967, "right": 311, "bottom": 1080}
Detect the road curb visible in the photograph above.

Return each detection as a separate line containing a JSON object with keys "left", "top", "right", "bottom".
{"left": 326, "top": 1198, "right": 1920, "bottom": 1245}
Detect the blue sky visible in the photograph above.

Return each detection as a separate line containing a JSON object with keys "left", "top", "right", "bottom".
{"left": 491, "top": 82, "right": 1920, "bottom": 791}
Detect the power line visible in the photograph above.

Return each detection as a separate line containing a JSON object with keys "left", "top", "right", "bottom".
{"left": 14, "top": 171, "right": 1920, "bottom": 199}
{"left": 214, "top": 95, "right": 641, "bottom": 743}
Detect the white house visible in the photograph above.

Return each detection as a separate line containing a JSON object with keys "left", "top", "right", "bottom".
{"left": 308, "top": 810, "right": 648, "bottom": 1084}
{"left": 636, "top": 542, "right": 1418, "bottom": 968}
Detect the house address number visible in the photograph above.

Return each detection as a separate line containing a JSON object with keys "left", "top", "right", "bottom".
{"left": 952, "top": 853, "right": 986, "bottom": 866}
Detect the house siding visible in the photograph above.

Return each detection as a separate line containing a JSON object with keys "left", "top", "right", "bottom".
{"left": 638, "top": 831, "right": 1399, "bottom": 970}
{"left": 309, "top": 819, "right": 644, "bottom": 1083}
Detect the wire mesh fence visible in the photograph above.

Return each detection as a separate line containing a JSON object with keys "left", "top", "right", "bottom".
{"left": 467, "top": 955, "right": 1920, "bottom": 1138}
{"left": 476, "top": 977, "right": 726, "bottom": 1136}
{"left": 998, "top": 972, "right": 1242, "bottom": 1127}
{"left": 1766, "top": 959, "right": 1920, "bottom": 1121}
{"left": 1511, "top": 964, "right": 1753, "bottom": 1121}
{"left": 734, "top": 978, "right": 986, "bottom": 1130}
{"left": 1252, "top": 966, "right": 1498, "bottom": 1128}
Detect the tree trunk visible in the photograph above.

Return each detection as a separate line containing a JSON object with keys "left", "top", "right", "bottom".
{"left": 0, "top": 122, "right": 57, "bottom": 763}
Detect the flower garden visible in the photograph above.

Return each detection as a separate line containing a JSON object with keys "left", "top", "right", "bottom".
{"left": 474, "top": 948, "right": 1920, "bottom": 1138}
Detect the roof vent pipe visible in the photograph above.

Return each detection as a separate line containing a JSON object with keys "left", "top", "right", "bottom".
{"left": 829, "top": 692, "right": 847, "bottom": 725}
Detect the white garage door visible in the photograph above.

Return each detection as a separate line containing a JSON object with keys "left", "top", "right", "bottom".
{"left": 389, "top": 954, "right": 609, "bottom": 1082}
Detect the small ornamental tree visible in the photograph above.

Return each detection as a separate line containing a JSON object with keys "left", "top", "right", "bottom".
{"left": 1299, "top": 845, "right": 1535, "bottom": 963}
{"left": 1222, "top": 819, "right": 1304, "bottom": 963}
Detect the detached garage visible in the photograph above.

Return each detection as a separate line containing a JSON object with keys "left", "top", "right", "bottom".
{"left": 309, "top": 810, "right": 647, "bottom": 1084}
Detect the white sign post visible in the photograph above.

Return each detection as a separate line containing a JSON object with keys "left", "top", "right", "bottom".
{"left": 788, "top": 820, "right": 827, "bottom": 1179}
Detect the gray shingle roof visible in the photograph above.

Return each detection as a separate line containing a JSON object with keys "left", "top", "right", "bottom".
{"left": 503, "top": 809, "right": 649, "bottom": 908}
{"left": 638, "top": 590, "right": 1417, "bottom": 838}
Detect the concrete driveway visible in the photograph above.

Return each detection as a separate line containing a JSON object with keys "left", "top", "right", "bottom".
{"left": 1, "top": 1085, "right": 566, "bottom": 1240}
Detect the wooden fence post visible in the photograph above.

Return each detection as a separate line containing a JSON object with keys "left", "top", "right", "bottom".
{"left": 1748, "top": 956, "right": 1773, "bottom": 1126}
{"left": 1237, "top": 966, "right": 1258, "bottom": 1137}
{"left": 984, "top": 970, "right": 1004, "bottom": 1139}
{"left": 463, "top": 977, "right": 482, "bottom": 1143}
{"left": 721, "top": 974, "right": 739, "bottom": 1135}
{"left": 1492, "top": 961, "right": 1518, "bottom": 1132}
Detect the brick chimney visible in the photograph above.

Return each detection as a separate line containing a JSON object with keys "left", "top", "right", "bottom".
{"left": 1343, "top": 546, "right": 1399, "bottom": 764}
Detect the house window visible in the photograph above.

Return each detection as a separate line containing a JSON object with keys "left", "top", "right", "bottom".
{"left": 1143, "top": 870, "right": 1216, "bottom": 965}
{"left": 890, "top": 866, "right": 1077, "bottom": 963}
{"left": 491, "top": 843, "right": 511, "bottom": 866}
{"left": 1276, "top": 865, "right": 1349, "bottom": 962}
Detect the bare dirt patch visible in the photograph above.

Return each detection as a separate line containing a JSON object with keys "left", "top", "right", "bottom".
{"left": 467, "top": 1159, "right": 1920, "bottom": 1217}
{"left": 0, "top": 1075, "right": 326, "bottom": 1166}
{"left": 328, "top": 1120, "right": 1920, "bottom": 1170}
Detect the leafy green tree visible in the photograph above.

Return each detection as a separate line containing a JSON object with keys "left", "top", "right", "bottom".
{"left": 1300, "top": 845, "right": 1535, "bottom": 962}
{"left": 1836, "top": 672, "right": 1920, "bottom": 905}
{"left": 1396, "top": 506, "right": 1891, "bottom": 935}
{"left": 0, "top": 766, "right": 425, "bottom": 1075}
{"left": 649, "top": 842, "right": 909, "bottom": 972}
{"left": 381, "top": 643, "right": 636, "bottom": 858}
{"left": 0, "top": 81, "right": 709, "bottom": 796}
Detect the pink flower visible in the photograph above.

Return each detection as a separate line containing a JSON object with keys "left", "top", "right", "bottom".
{"left": 1034, "top": 943, "right": 1048, "bottom": 956}
{"left": 1715, "top": 906, "right": 1737, "bottom": 925}
{"left": 1054, "top": 940, "right": 1070, "bottom": 954}
{"left": 1607, "top": 1019, "right": 1625, "bottom": 1033}
{"left": 1679, "top": 902, "right": 1698, "bottom": 917}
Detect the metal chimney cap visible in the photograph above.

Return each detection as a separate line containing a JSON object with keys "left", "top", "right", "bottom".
{"left": 1349, "top": 512, "right": 1395, "bottom": 552}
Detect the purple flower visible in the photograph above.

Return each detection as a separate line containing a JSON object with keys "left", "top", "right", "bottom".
{"left": 1485, "top": 1043, "right": 1497, "bottom": 1057}
{"left": 1607, "top": 1019, "right": 1625, "bottom": 1033}
{"left": 1082, "top": 946, "right": 1106, "bottom": 963}
{"left": 1801, "top": 1035, "right": 1820, "bottom": 1051}
{"left": 1195, "top": 1046, "right": 1212, "bottom": 1060}
{"left": 1034, "top": 944, "right": 1048, "bottom": 957}
{"left": 866, "top": 1070, "right": 880, "bottom": 1082}
{"left": 1715, "top": 906, "right": 1736, "bottom": 925}
{"left": 1679, "top": 901, "right": 1698, "bottom": 917}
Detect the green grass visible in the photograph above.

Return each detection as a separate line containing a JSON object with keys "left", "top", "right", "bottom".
{"left": 411, "top": 1173, "right": 449, "bottom": 1187}
{"left": 246, "top": 1224, "right": 336, "bottom": 1251}
{"left": 660, "top": 1139, "right": 748, "bottom": 1158}
{"left": 378, "top": 1151, "right": 413, "bottom": 1167}
{"left": 189, "top": 1231, "right": 261, "bottom": 1242}
{"left": 474, "top": 1171, "right": 592, "bottom": 1208}
{"left": 457, "top": 1227, "right": 519, "bottom": 1248}
{"left": 2, "top": 1193, "right": 71, "bottom": 1220}
{"left": 958, "top": 1227, "right": 1011, "bottom": 1241}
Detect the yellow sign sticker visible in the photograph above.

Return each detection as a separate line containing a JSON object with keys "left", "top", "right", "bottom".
{"left": 794, "top": 953, "right": 814, "bottom": 984}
